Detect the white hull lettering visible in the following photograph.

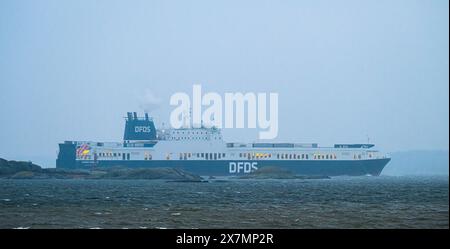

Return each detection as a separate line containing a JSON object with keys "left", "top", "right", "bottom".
{"left": 229, "top": 162, "right": 258, "bottom": 173}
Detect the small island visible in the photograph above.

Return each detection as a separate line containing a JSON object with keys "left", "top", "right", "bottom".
{"left": 238, "top": 166, "right": 330, "bottom": 179}
{"left": 0, "top": 158, "right": 203, "bottom": 181}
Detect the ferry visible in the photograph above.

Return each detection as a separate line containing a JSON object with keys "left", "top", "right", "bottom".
{"left": 56, "top": 112, "right": 391, "bottom": 176}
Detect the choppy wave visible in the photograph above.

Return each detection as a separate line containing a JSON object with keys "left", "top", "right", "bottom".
{"left": 0, "top": 176, "right": 448, "bottom": 229}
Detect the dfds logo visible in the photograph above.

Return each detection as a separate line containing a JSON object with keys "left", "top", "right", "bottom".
{"left": 135, "top": 126, "right": 151, "bottom": 133}
{"left": 229, "top": 162, "right": 258, "bottom": 173}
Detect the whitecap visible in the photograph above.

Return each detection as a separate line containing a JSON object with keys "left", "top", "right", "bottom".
{"left": 13, "top": 227, "right": 30, "bottom": 229}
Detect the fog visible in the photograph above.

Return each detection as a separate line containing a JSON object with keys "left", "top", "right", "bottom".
{"left": 0, "top": 0, "right": 448, "bottom": 172}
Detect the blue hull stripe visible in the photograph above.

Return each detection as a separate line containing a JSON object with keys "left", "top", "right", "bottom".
{"left": 75, "top": 158, "right": 391, "bottom": 176}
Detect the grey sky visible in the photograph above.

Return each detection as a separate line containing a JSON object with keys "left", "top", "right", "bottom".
{"left": 0, "top": 0, "right": 448, "bottom": 167}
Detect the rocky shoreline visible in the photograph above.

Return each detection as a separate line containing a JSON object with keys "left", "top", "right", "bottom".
{"left": 238, "top": 166, "right": 330, "bottom": 179}
{"left": 0, "top": 158, "right": 202, "bottom": 181}
{"left": 0, "top": 158, "right": 329, "bottom": 180}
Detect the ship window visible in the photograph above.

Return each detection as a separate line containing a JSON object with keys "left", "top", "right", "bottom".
{"left": 113, "top": 153, "right": 117, "bottom": 157}
{"left": 306, "top": 154, "right": 309, "bottom": 159}
{"left": 326, "top": 155, "right": 329, "bottom": 159}
{"left": 222, "top": 153, "right": 225, "bottom": 157}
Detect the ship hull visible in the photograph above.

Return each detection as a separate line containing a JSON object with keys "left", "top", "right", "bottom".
{"left": 74, "top": 158, "right": 391, "bottom": 176}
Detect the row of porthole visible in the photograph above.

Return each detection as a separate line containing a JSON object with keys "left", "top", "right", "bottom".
{"left": 169, "top": 136, "right": 222, "bottom": 140}
{"left": 313, "top": 154, "right": 337, "bottom": 160}
{"left": 179, "top": 152, "right": 227, "bottom": 160}
{"left": 238, "top": 153, "right": 312, "bottom": 160}
{"left": 97, "top": 152, "right": 121, "bottom": 157}
{"left": 173, "top": 131, "right": 210, "bottom": 135}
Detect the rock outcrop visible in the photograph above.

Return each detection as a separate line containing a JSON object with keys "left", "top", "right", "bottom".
{"left": 239, "top": 166, "right": 330, "bottom": 179}
{"left": 0, "top": 158, "right": 203, "bottom": 181}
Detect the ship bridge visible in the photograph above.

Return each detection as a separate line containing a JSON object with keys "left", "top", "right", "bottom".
{"left": 158, "top": 126, "right": 223, "bottom": 141}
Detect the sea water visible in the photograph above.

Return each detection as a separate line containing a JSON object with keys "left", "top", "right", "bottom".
{"left": 0, "top": 176, "right": 447, "bottom": 229}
